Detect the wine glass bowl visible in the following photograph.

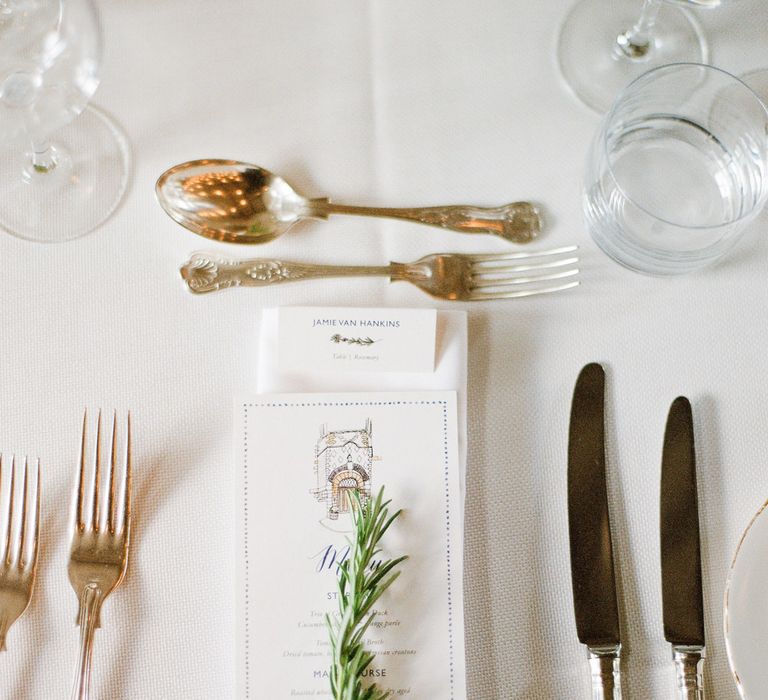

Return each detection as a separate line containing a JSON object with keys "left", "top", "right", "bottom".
{"left": 0, "top": 0, "right": 129, "bottom": 242}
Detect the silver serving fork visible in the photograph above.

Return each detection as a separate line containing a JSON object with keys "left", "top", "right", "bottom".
{"left": 180, "top": 245, "right": 580, "bottom": 300}
{"left": 69, "top": 411, "right": 132, "bottom": 700}
{"left": 0, "top": 455, "right": 40, "bottom": 651}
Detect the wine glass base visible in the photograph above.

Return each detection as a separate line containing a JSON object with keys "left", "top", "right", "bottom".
{"left": 0, "top": 104, "right": 130, "bottom": 243}
{"left": 558, "top": 0, "right": 708, "bottom": 113}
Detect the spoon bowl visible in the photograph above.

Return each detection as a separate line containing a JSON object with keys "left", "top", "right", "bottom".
{"left": 156, "top": 159, "right": 312, "bottom": 243}
{"left": 156, "top": 159, "right": 542, "bottom": 244}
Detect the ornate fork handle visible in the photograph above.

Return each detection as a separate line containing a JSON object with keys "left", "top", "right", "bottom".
{"left": 310, "top": 200, "right": 541, "bottom": 244}
{"left": 180, "top": 252, "right": 392, "bottom": 294}
{"left": 71, "top": 584, "right": 102, "bottom": 700}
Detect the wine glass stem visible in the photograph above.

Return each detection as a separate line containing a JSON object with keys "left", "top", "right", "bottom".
{"left": 616, "top": 0, "right": 663, "bottom": 60}
{"left": 31, "top": 139, "right": 56, "bottom": 173}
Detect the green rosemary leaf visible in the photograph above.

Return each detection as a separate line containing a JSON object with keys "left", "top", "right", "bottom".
{"left": 366, "top": 556, "right": 408, "bottom": 589}
{"left": 357, "top": 573, "right": 402, "bottom": 620}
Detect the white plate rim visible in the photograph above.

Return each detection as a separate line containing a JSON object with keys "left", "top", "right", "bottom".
{"left": 724, "top": 496, "right": 768, "bottom": 698}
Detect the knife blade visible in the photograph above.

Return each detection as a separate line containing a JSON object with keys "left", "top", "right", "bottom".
{"left": 568, "top": 363, "right": 621, "bottom": 699}
{"left": 660, "top": 396, "right": 706, "bottom": 699}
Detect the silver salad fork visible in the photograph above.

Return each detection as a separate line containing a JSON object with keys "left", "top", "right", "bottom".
{"left": 69, "top": 410, "right": 132, "bottom": 700}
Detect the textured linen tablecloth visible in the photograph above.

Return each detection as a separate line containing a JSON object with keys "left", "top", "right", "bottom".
{"left": 2, "top": 1, "right": 768, "bottom": 698}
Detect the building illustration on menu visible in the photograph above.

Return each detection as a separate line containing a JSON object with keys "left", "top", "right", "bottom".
{"left": 311, "top": 419, "right": 374, "bottom": 520}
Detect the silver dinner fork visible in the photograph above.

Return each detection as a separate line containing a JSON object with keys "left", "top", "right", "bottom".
{"left": 0, "top": 455, "right": 40, "bottom": 652}
{"left": 180, "top": 246, "right": 580, "bottom": 300}
{"left": 69, "top": 411, "right": 132, "bottom": 700}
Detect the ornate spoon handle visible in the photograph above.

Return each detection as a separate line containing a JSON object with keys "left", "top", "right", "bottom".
{"left": 310, "top": 200, "right": 541, "bottom": 244}
{"left": 180, "top": 252, "right": 391, "bottom": 294}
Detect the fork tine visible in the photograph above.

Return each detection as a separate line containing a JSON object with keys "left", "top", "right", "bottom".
{"left": 16, "top": 458, "right": 28, "bottom": 569}
{"left": 90, "top": 410, "right": 102, "bottom": 532}
{"left": 471, "top": 268, "right": 579, "bottom": 288}
{"left": 107, "top": 411, "right": 117, "bottom": 534}
{"left": 468, "top": 245, "right": 578, "bottom": 262}
{"left": 121, "top": 412, "right": 132, "bottom": 538}
{"left": 5, "top": 457, "right": 15, "bottom": 566}
{"left": 470, "top": 279, "right": 580, "bottom": 300}
{"left": 75, "top": 410, "right": 87, "bottom": 532}
{"left": 29, "top": 459, "right": 40, "bottom": 570}
{"left": 471, "top": 256, "right": 580, "bottom": 275}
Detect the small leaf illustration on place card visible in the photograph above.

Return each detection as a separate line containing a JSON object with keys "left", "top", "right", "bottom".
{"left": 330, "top": 334, "right": 378, "bottom": 346}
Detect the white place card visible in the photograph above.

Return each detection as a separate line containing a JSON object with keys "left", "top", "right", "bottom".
{"left": 236, "top": 391, "right": 466, "bottom": 699}
{"left": 277, "top": 306, "right": 437, "bottom": 374}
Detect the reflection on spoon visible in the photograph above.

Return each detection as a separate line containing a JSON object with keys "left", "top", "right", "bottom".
{"left": 155, "top": 159, "right": 542, "bottom": 245}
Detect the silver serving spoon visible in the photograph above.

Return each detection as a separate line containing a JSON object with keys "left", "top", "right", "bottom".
{"left": 155, "top": 159, "right": 541, "bottom": 244}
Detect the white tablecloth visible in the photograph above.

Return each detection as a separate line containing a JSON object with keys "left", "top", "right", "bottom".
{"left": 2, "top": 1, "right": 768, "bottom": 698}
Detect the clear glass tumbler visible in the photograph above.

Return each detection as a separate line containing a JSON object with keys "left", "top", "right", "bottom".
{"left": 584, "top": 63, "right": 768, "bottom": 275}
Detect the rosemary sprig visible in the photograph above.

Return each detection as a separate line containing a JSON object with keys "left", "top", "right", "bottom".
{"left": 326, "top": 488, "right": 407, "bottom": 700}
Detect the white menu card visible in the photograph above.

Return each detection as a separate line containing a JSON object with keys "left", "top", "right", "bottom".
{"left": 236, "top": 391, "right": 466, "bottom": 699}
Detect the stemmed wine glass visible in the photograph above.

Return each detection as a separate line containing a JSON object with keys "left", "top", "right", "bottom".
{"left": 558, "top": 0, "right": 720, "bottom": 113}
{"left": 0, "top": 0, "right": 130, "bottom": 242}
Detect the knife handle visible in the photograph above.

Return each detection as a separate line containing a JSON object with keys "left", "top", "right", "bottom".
{"left": 672, "top": 646, "right": 705, "bottom": 699}
{"left": 588, "top": 645, "right": 621, "bottom": 699}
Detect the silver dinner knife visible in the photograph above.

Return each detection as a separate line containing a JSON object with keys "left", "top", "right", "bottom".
{"left": 660, "top": 397, "right": 706, "bottom": 699}
{"left": 568, "top": 363, "right": 622, "bottom": 699}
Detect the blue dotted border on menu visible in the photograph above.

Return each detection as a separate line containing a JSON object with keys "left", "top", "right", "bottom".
{"left": 241, "top": 400, "right": 456, "bottom": 699}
